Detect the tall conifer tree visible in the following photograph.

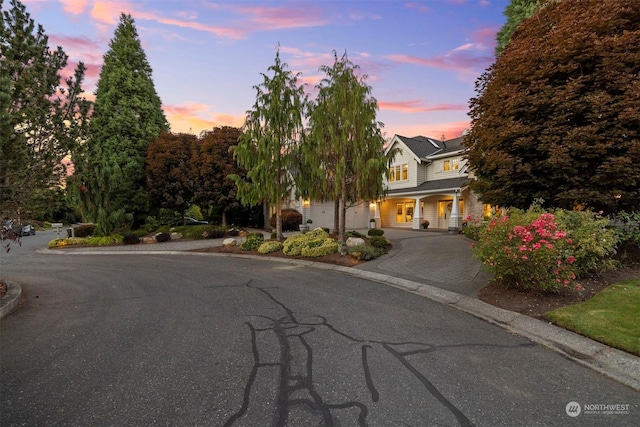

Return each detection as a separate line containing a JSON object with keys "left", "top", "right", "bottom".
{"left": 1, "top": 0, "right": 90, "bottom": 220}
{"left": 74, "top": 13, "right": 168, "bottom": 235}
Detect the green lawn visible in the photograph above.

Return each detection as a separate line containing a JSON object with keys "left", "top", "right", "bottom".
{"left": 545, "top": 279, "right": 640, "bottom": 356}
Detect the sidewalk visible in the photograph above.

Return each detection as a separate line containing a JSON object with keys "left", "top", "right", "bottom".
{"left": 9, "top": 228, "right": 640, "bottom": 391}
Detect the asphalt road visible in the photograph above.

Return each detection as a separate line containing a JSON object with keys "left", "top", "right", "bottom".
{"left": 1, "top": 231, "right": 638, "bottom": 426}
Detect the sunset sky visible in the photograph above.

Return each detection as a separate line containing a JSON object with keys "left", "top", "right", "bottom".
{"left": 19, "top": 0, "right": 508, "bottom": 141}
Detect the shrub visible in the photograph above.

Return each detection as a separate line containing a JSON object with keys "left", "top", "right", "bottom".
{"left": 155, "top": 232, "right": 171, "bottom": 242}
{"left": 283, "top": 228, "right": 339, "bottom": 257}
{"left": 346, "top": 230, "right": 366, "bottom": 238}
{"left": 123, "top": 233, "right": 141, "bottom": 245}
{"left": 143, "top": 216, "right": 160, "bottom": 233}
{"left": 258, "top": 241, "right": 284, "bottom": 254}
{"left": 349, "top": 244, "right": 381, "bottom": 261}
{"left": 369, "top": 235, "right": 390, "bottom": 248}
{"left": 270, "top": 231, "right": 278, "bottom": 239}
{"left": 367, "top": 228, "right": 384, "bottom": 237}
{"left": 462, "top": 216, "right": 485, "bottom": 241}
{"left": 270, "top": 209, "right": 302, "bottom": 231}
{"left": 241, "top": 232, "right": 265, "bottom": 251}
{"left": 133, "top": 229, "right": 148, "bottom": 238}
{"left": 87, "top": 234, "right": 123, "bottom": 246}
{"left": 554, "top": 209, "right": 619, "bottom": 275}
{"left": 321, "top": 227, "right": 330, "bottom": 234}
{"left": 48, "top": 237, "right": 89, "bottom": 248}
{"left": 68, "top": 224, "right": 96, "bottom": 238}
{"left": 472, "top": 206, "right": 619, "bottom": 293}
{"left": 228, "top": 228, "right": 239, "bottom": 236}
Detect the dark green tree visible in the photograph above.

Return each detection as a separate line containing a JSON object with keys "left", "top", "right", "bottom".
{"left": 0, "top": 0, "right": 90, "bottom": 220}
{"left": 304, "top": 51, "right": 394, "bottom": 254}
{"left": 145, "top": 132, "right": 197, "bottom": 221}
{"left": 74, "top": 13, "right": 168, "bottom": 235}
{"left": 194, "top": 126, "right": 246, "bottom": 226}
{"left": 495, "top": 0, "right": 542, "bottom": 56}
{"left": 230, "top": 49, "right": 306, "bottom": 241}
{"left": 466, "top": 0, "right": 640, "bottom": 213}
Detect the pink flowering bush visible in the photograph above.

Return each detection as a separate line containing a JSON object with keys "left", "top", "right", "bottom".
{"left": 471, "top": 207, "right": 618, "bottom": 293}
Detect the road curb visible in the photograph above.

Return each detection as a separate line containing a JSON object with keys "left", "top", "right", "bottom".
{"left": 37, "top": 247, "right": 640, "bottom": 391}
{"left": 0, "top": 280, "right": 22, "bottom": 319}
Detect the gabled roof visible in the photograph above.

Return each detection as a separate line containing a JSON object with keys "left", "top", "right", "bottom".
{"left": 387, "top": 135, "right": 441, "bottom": 161}
{"left": 388, "top": 134, "right": 466, "bottom": 161}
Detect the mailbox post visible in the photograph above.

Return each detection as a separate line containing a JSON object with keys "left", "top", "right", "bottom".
{"left": 51, "top": 222, "right": 63, "bottom": 237}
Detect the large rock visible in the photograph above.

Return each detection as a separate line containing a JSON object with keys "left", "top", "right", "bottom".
{"left": 346, "top": 237, "right": 365, "bottom": 247}
{"left": 222, "top": 238, "right": 237, "bottom": 247}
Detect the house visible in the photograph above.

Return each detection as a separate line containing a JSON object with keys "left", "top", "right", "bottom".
{"left": 287, "top": 133, "right": 490, "bottom": 231}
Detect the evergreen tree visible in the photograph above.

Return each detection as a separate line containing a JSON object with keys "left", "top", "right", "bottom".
{"left": 0, "top": 0, "right": 90, "bottom": 220}
{"left": 230, "top": 49, "right": 306, "bottom": 241}
{"left": 304, "top": 51, "right": 394, "bottom": 254}
{"left": 74, "top": 13, "right": 168, "bottom": 235}
{"left": 495, "top": 0, "right": 541, "bottom": 56}
{"left": 466, "top": 0, "right": 640, "bottom": 213}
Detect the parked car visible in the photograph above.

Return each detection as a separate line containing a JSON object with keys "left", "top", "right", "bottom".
{"left": 21, "top": 224, "right": 36, "bottom": 236}
{"left": 176, "top": 217, "right": 208, "bottom": 226}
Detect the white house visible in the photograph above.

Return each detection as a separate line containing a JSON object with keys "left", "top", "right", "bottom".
{"left": 286, "top": 134, "right": 490, "bottom": 231}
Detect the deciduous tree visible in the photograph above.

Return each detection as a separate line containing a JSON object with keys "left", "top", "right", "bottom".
{"left": 0, "top": 0, "right": 90, "bottom": 220}
{"left": 146, "top": 132, "right": 197, "bottom": 220}
{"left": 194, "top": 126, "right": 246, "bottom": 226}
{"left": 466, "top": 0, "right": 640, "bottom": 214}
{"left": 230, "top": 49, "right": 306, "bottom": 241}
{"left": 74, "top": 13, "right": 168, "bottom": 235}
{"left": 304, "top": 51, "right": 393, "bottom": 253}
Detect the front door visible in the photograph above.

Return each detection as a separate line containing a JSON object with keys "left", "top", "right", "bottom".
{"left": 438, "top": 200, "right": 452, "bottom": 229}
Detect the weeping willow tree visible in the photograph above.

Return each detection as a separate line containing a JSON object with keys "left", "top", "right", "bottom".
{"left": 230, "top": 48, "right": 306, "bottom": 241}
{"left": 303, "top": 51, "right": 395, "bottom": 254}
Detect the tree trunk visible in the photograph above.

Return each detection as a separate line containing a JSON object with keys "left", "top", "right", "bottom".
{"left": 263, "top": 201, "right": 269, "bottom": 230}
{"left": 221, "top": 210, "right": 227, "bottom": 227}
{"left": 339, "top": 185, "right": 348, "bottom": 256}
{"left": 333, "top": 199, "right": 339, "bottom": 233}
{"left": 276, "top": 198, "right": 283, "bottom": 241}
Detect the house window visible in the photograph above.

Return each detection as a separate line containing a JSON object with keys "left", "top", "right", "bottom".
{"left": 396, "top": 202, "right": 414, "bottom": 223}
{"left": 389, "top": 164, "right": 408, "bottom": 182}
{"left": 443, "top": 159, "right": 459, "bottom": 172}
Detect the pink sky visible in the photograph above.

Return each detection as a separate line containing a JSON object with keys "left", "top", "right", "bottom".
{"left": 19, "top": 0, "right": 506, "bottom": 141}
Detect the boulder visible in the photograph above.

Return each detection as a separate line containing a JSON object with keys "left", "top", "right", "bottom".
{"left": 222, "top": 238, "right": 237, "bottom": 247}
{"left": 346, "top": 237, "right": 365, "bottom": 247}
{"left": 170, "top": 232, "right": 183, "bottom": 240}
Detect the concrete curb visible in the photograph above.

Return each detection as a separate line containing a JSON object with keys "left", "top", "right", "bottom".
{"left": 0, "top": 280, "right": 22, "bottom": 320}
{"left": 37, "top": 247, "right": 640, "bottom": 391}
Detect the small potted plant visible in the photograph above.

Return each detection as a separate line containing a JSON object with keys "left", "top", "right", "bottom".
{"left": 369, "top": 218, "right": 376, "bottom": 228}
{"left": 421, "top": 220, "right": 430, "bottom": 229}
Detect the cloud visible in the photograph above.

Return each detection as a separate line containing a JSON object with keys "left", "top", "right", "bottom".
{"left": 379, "top": 100, "right": 467, "bottom": 113}
{"left": 235, "top": 4, "right": 329, "bottom": 32}
{"left": 405, "top": 2, "right": 431, "bottom": 13}
{"left": 60, "top": 0, "right": 89, "bottom": 15}
{"left": 393, "top": 121, "right": 471, "bottom": 140}
{"left": 163, "top": 103, "right": 245, "bottom": 135}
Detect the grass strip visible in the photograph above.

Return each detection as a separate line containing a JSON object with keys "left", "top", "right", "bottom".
{"left": 545, "top": 279, "right": 640, "bottom": 356}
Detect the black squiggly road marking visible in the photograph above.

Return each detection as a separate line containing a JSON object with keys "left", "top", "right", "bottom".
{"left": 223, "top": 280, "right": 533, "bottom": 426}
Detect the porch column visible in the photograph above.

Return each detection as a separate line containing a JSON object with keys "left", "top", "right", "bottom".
{"left": 412, "top": 197, "right": 422, "bottom": 230}
{"left": 448, "top": 189, "right": 461, "bottom": 233}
